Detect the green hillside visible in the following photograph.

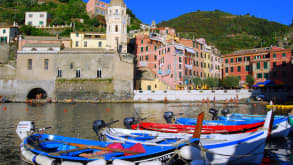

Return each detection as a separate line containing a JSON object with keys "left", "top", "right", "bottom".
{"left": 0, "top": 0, "right": 141, "bottom": 36}
{"left": 158, "top": 10, "right": 291, "bottom": 54}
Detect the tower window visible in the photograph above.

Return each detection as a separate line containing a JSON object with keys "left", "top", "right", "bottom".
{"left": 57, "top": 68, "right": 62, "bottom": 77}
{"left": 97, "top": 69, "right": 102, "bottom": 78}
{"left": 115, "top": 25, "right": 118, "bottom": 32}
{"left": 76, "top": 69, "right": 81, "bottom": 78}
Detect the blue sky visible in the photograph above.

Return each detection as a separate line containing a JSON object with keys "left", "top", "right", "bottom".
{"left": 83, "top": 0, "right": 293, "bottom": 26}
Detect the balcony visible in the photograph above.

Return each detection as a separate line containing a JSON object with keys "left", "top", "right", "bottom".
{"left": 139, "top": 61, "right": 148, "bottom": 67}
{"left": 185, "top": 64, "right": 192, "bottom": 70}
{"left": 161, "top": 69, "right": 171, "bottom": 77}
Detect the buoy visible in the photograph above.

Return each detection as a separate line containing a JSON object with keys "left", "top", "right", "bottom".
{"left": 87, "top": 159, "right": 106, "bottom": 165}
{"left": 3, "top": 107, "right": 7, "bottom": 111}
{"left": 106, "top": 108, "right": 110, "bottom": 112}
{"left": 35, "top": 155, "right": 56, "bottom": 165}
{"left": 179, "top": 146, "right": 202, "bottom": 160}
{"left": 139, "top": 160, "right": 162, "bottom": 165}
{"left": 26, "top": 108, "right": 28, "bottom": 111}
{"left": 64, "top": 109, "right": 67, "bottom": 112}
{"left": 112, "top": 159, "right": 135, "bottom": 165}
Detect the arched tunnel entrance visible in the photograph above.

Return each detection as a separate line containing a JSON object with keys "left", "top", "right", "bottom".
{"left": 27, "top": 88, "right": 47, "bottom": 99}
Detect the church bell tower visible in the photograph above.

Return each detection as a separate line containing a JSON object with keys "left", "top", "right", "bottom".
{"left": 106, "top": 0, "right": 128, "bottom": 54}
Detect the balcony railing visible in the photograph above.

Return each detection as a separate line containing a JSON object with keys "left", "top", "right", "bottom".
{"left": 161, "top": 69, "right": 171, "bottom": 77}
{"left": 185, "top": 64, "right": 192, "bottom": 70}
{"left": 139, "top": 61, "right": 148, "bottom": 67}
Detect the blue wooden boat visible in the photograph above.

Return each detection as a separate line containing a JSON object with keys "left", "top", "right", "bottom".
{"left": 175, "top": 117, "right": 262, "bottom": 126}
{"left": 101, "top": 110, "right": 274, "bottom": 164}
{"left": 218, "top": 114, "right": 291, "bottom": 138}
{"left": 16, "top": 121, "right": 201, "bottom": 165}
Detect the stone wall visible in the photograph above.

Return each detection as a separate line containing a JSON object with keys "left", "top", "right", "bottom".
{"left": 0, "top": 44, "right": 9, "bottom": 63}
{"left": 15, "top": 80, "right": 55, "bottom": 101}
{"left": 134, "top": 90, "right": 252, "bottom": 101}
{"left": 0, "top": 80, "right": 17, "bottom": 98}
{"left": 55, "top": 79, "right": 114, "bottom": 100}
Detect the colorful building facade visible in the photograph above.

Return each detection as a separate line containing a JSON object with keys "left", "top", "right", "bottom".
{"left": 86, "top": 0, "right": 108, "bottom": 17}
{"left": 223, "top": 47, "right": 292, "bottom": 84}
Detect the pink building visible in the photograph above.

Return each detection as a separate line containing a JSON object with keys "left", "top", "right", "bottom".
{"left": 86, "top": 0, "right": 108, "bottom": 17}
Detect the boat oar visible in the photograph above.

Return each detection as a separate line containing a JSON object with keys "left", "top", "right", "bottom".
{"left": 193, "top": 112, "right": 204, "bottom": 139}
{"left": 66, "top": 143, "right": 143, "bottom": 155}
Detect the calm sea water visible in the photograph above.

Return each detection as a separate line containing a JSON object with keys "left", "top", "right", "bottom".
{"left": 0, "top": 103, "right": 290, "bottom": 164}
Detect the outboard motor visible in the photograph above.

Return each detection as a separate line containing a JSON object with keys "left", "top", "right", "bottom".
{"left": 93, "top": 120, "right": 106, "bottom": 141}
{"left": 16, "top": 121, "right": 35, "bottom": 140}
{"left": 209, "top": 108, "right": 218, "bottom": 120}
{"left": 124, "top": 117, "right": 138, "bottom": 129}
{"left": 221, "top": 108, "right": 230, "bottom": 117}
{"left": 163, "top": 112, "right": 175, "bottom": 124}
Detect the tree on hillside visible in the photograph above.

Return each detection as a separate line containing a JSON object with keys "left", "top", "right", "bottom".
{"left": 221, "top": 76, "right": 240, "bottom": 89}
{"left": 246, "top": 75, "right": 255, "bottom": 88}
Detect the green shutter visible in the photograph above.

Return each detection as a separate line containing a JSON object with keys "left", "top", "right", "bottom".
{"left": 225, "top": 67, "right": 228, "bottom": 73}
{"left": 238, "top": 66, "right": 241, "bottom": 72}
{"left": 282, "top": 53, "right": 286, "bottom": 57}
{"left": 141, "top": 47, "right": 143, "bottom": 52}
{"left": 141, "top": 40, "right": 143, "bottom": 44}
{"left": 257, "top": 62, "right": 260, "bottom": 69}
{"left": 231, "top": 67, "right": 233, "bottom": 72}
{"left": 155, "top": 46, "right": 157, "bottom": 50}
{"left": 264, "top": 73, "right": 268, "bottom": 79}
{"left": 264, "top": 62, "right": 268, "bottom": 69}
{"left": 146, "top": 46, "right": 148, "bottom": 51}
{"left": 246, "top": 65, "right": 249, "bottom": 71}
{"left": 196, "top": 52, "right": 198, "bottom": 57}
{"left": 225, "top": 59, "right": 228, "bottom": 63}
{"left": 230, "top": 59, "right": 233, "bottom": 63}
{"left": 273, "top": 54, "right": 276, "bottom": 58}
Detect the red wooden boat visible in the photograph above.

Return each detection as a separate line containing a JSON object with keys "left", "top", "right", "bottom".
{"left": 131, "top": 121, "right": 265, "bottom": 134}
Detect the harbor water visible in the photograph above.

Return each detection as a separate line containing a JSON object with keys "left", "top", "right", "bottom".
{"left": 0, "top": 103, "right": 292, "bottom": 164}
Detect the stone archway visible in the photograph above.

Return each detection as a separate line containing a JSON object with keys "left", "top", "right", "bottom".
{"left": 27, "top": 88, "right": 47, "bottom": 99}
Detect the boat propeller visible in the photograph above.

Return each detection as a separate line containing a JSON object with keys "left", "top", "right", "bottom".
{"left": 164, "top": 112, "right": 175, "bottom": 123}
{"left": 221, "top": 108, "right": 230, "bottom": 117}
{"left": 93, "top": 120, "right": 119, "bottom": 141}
{"left": 209, "top": 108, "right": 218, "bottom": 120}
{"left": 123, "top": 117, "right": 138, "bottom": 129}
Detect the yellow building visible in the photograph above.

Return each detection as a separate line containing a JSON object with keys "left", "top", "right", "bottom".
{"left": 70, "top": 32, "right": 106, "bottom": 48}
{"left": 137, "top": 78, "right": 169, "bottom": 90}
{"left": 135, "top": 67, "right": 169, "bottom": 90}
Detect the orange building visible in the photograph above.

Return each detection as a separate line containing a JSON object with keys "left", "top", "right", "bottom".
{"left": 223, "top": 47, "right": 292, "bottom": 85}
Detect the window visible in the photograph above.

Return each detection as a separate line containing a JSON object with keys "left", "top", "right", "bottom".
{"left": 154, "top": 46, "right": 157, "bottom": 51}
{"left": 193, "top": 71, "right": 195, "bottom": 76}
{"left": 237, "top": 57, "right": 242, "bottom": 62}
{"left": 141, "top": 40, "right": 143, "bottom": 44}
{"left": 189, "top": 70, "right": 192, "bottom": 75}
{"left": 76, "top": 33, "right": 79, "bottom": 37}
{"left": 75, "top": 41, "right": 79, "bottom": 47}
{"left": 57, "top": 68, "right": 62, "bottom": 77}
{"left": 185, "top": 69, "right": 187, "bottom": 75}
{"left": 154, "top": 64, "right": 156, "bottom": 68}
{"left": 196, "top": 52, "right": 198, "bottom": 57}
{"left": 168, "top": 48, "right": 170, "bottom": 52}
{"left": 166, "top": 30, "right": 169, "bottom": 34}
{"left": 246, "top": 65, "right": 250, "bottom": 72}
{"left": 115, "top": 9, "right": 118, "bottom": 14}
{"left": 40, "top": 14, "right": 44, "bottom": 17}
{"left": 230, "top": 58, "right": 233, "bottom": 63}
{"left": 257, "top": 73, "right": 262, "bottom": 78}
{"left": 141, "top": 47, "right": 143, "bottom": 52}
{"left": 196, "top": 44, "right": 198, "bottom": 49}
{"left": 99, "top": 41, "right": 102, "bottom": 47}
{"left": 273, "top": 62, "right": 277, "bottom": 67}
{"left": 264, "top": 62, "right": 268, "bottom": 69}
{"left": 179, "top": 57, "right": 182, "bottom": 63}
{"left": 185, "top": 58, "right": 187, "bottom": 64}
{"left": 193, "top": 42, "right": 195, "bottom": 48}
{"left": 179, "top": 72, "right": 182, "bottom": 78}
{"left": 28, "top": 59, "right": 32, "bottom": 70}
{"left": 200, "top": 45, "right": 203, "bottom": 50}
{"left": 97, "top": 69, "right": 102, "bottom": 78}
{"left": 28, "top": 21, "right": 32, "bottom": 25}
{"left": 201, "top": 53, "right": 203, "bottom": 58}
{"left": 282, "top": 61, "right": 286, "bottom": 66}
{"left": 146, "top": 56, "right": 148, "bottom": 61}
{"left": 3, "top": 29, "right": 6, "bottom": 34}
{"left": 84, "top": 41, "right": 87, "bottom": 47}
{"left": 204, "top": 63, "right": 206, "bottom": 68}
{"left": 257, "top": 62, "right": 260, "bottom": 69}
{"left": 225, "top": 59, "right": 228, "bottom": 63}
{"left": 44, "top": 59, "right": 48, "bottom": 70}
{"left": 179, "top": 64, "right": 181, "bottom": 69}
{"left": 273, "top": 54, "right": 276, "bottom": 58}
{"left": 282, "top": 53, "right": 286, "bottom": 58}
{"left": 76, "top": 69, "right": 81, "bottom": 78}
{"left": 154, "top": 55, "right": 157, "bottom": 60}
{"left": 139, "top": 56, "right": 143, "bottom": 61}
{"left": 146, "top": 46, "right": 148, "bottom": 52}
{"left": 115, "top": 25, "right": 118, "bottom": 32}
{"left": 70, "top": 63, "right": 74, "bottom": 69}
{"left": 39, "top": 21, "right": 44, "bottom": 25}
{"left": 29, "top": 14, "right": 32, "bottom": 18}
{"left": 230, "top": 67, "right": 233, "bottom": 72}
{"left": 147, "top": 85, "right": 151, "bottom": 90}
{"left": 237, "top": 66, "right": 241, "bottom": 72}
{"left": 264, "top": 73, "right": 268, "bottom": 79}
